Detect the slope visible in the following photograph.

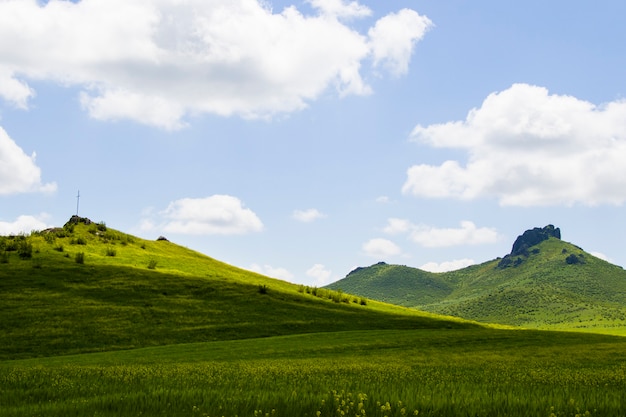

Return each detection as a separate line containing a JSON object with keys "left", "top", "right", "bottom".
{"left": 327, "top": 226, "right": 626, "bottom": 332}
{"left": 0, "top": 216, "right": 475, "bottom": 360}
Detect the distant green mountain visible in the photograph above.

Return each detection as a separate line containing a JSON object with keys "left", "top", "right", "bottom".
{"left": 0, "top": 216, "right": 475, "bottom": 360}
{"left": 327, "top": 225, "right": 626, "bottom": 332}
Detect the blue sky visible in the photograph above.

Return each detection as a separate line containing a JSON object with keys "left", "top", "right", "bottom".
{"left": 1, "top": 0, "right": 626, "bottom": 286}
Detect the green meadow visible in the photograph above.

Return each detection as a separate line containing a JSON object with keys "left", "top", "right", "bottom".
{"left": 3, "top": 329, "right": 626, "bottom": 417}
{"left": 2, "top": 218, "right": 626, "bottom": 416}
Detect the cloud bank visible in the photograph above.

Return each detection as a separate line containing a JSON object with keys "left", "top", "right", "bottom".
{"left": 419, "top": 258, "right": 475, "bottom": 273}
{"left": 0, "top": 127, "right": 56, "bottom": 195}
{"left": 403, "top": 84, "right": 626, "bottom": 206}
{"left": 141, "top": 195, "right": 263, "bottom": 235}
{"left": 306, "top": 263, "right": 333, "bottom": 285}
{"left": 362, "top": 238, "right": 402, "bottom": 259}
{"left": 0, "top": 214, "right": 50, "bottom": 235}
{"left": 384, "top": 219, "right": 499, "bottom": 248}
{"left": 0, "top": 0, "right": 432, "bottom": 129}
{"left": 249, "top": 264, "right": 294, "bottom": 281}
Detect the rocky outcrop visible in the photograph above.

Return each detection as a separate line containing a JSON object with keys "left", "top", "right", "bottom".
{"left": 497, "top": 225, "right": 561, "bottom": 269}
{"left": 64, "top": 215, "right": 93, "bottom": 227}
{"left": 511, "top": 225, "right": 561, "bottom": 257}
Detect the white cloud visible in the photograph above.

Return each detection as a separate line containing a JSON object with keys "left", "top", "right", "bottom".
{"left": 403, "top": 83, "right": 626, "bottom": 206}
{"left": 375, "top": 195, "right": 391, "bottom": 203}
{"left": 384, "top": 219, "right": 499, "bottom": 248}
{"left": 292, "top": 208, "right": 326, "bottom": 222}
{"left": 409, "top": 221, "right": 499, "bottom": 247}
{"left": 307, "top": 0, "right": 371, "bottom": 19}
{"left": 0, "top": 67, "right": 34, "bottom": 109}
{"left": 0, "top": 0, "right": 431, "bottom": 129}
{"left": 368, "top": 9, "right": 433, "bottom": 76}
{"left": 0, "top": 214, "right": 50, "bottom": 235}
{"left": 419, "top": 258, "right": 475, "bottom": 273}
{"left": 362, "top": 238, "right": 402, "bottom": 259}
{"left": 249, "top": 264, "right": 294, "bottom": 281}
{"left": 151, "top": 195, "right": 263, "bottom": 235}
{"left": 306, "top": 263, "right": 333, "bottom": 285}
{"left": 382, "top": 217, "right": 413, "bottom": 235}
{"left": 0, "top": 126, "right": 57, "bottom": 195}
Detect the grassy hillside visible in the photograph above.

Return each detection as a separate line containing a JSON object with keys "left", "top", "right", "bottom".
{"left": 0, "top": 217, "right": 474, "bottom": 360}
{"left": 327, "top": 237, "right": 626, "bottom": 332}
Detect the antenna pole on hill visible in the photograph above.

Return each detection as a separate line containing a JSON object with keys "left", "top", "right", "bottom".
{"left": 76, "top": 190, "right": 80, "bottom": 216}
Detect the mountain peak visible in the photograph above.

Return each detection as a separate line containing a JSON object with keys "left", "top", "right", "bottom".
{"left": 497, "top": 225, "right": 560, "bottom": 269}
{"left": 510, "top": 225, "right": 560, "bottom": 257}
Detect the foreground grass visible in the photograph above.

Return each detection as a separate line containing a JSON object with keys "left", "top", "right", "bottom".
{"left": 2, "top": 329, "right": 626, "bottom": 417}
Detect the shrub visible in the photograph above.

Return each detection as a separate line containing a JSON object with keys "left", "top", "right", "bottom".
{"left": 54, "top": 245, "right": 64, "bottom": 252}
{"left": 147, "top": 259, "right": 158, "bottom": 269}
{"left": 0, "top": 252, "right": 8, "bottom": 264}
{"left": 258, "top": 284, "right": 268, "bottom": 294}
{"left": 3, "top": 239, "right": 18, "bottom": 252}
{"left": 331, "top": 289, "right": 343, "bottom": 303}
{"left": 75, "top": 252, "right": 85, "bottom": 264}
{"left": 566, "top": 254, "right": 585, "bottom": 265}
{"left": 43, "top": 233, "right": 56, "bottom": 244}
{"left": 105, "top": 247, "right": 117, "bottom": 257}
{"left": 17, "top": 241, "right": 33, "bottom": 259}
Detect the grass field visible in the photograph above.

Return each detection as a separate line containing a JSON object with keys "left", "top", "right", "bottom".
{"left": 2, "top": 328, "right": 626, "bottom": 417}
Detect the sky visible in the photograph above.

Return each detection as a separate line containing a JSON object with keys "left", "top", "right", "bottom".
{"left": 2, "top": 0, "right": 626, "bottom": 286}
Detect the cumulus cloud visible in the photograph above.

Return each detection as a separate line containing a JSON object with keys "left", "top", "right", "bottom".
{"left": 0, "top": 214, "right": 51, "bottom": 235}
{"left": 0, "top": 0, "right": 431, "bottom": 129}
{"left": 419, "top": 258, "right": 475, "bottom": 273}
{"left": 306, "top": 263, "right": 333, "bottom": 285}
{"left": 384, "top": 219, "right": 499, "bottom": 248}
{"left": 0, "top": 127, "right": 56, "bottom": 195}
{"left": 403, "top": 83, "right": 626, "bottom": 206}
{"left": 362, "top": 238, "right": 402, "bottom": 259}
{"left": 143, "top": 195, "right": 263, "bottom": 235}
{"left": 292, "top": 208, "right": 326, "bottom": 222}
{"left": 369, "top": 9, "right": 433, "bottom": 76}
{"left": 382, "top": 217, "right": 413, "bottom": 235}
{"left": 249, "top": 264, "right": 294, "bottom": 281}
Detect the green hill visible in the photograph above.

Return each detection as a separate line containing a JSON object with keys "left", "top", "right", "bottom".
{"left": 327, "top": 226, "right": 626, "bottom": 332}
{"left": 0, "top": 216, "right": 474, "bottom": 360}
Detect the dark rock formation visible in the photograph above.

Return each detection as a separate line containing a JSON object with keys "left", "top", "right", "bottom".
{"left": 156, "top": 236, "right": 169, "bottom": 242}
{"left": 497, "top": 225, "right": 561, "bottom": 269}
{"left": 511, "top": 225, "right": 561, "bottom": 257}
{"left": 65, "top": 215, "right": 93, "bottom": 227}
